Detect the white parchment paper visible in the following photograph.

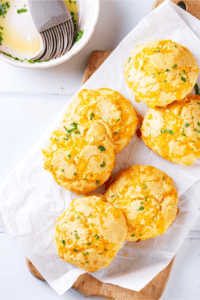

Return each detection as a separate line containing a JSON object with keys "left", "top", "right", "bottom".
{"left": 1, "top": 1, "right": 200, "bottom": 295}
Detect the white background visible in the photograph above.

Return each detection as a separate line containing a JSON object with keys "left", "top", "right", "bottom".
{"left": 0, "top": 1, "right": 200, "bottom": 299}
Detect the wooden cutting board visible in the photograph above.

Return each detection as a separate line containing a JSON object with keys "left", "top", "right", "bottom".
{"left": 26, "top": 0, "right": 199, "bottom": 298}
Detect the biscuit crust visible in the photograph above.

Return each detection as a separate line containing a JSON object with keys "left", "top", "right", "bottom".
{"left": 141, "top": 95, "right": 200, "bottom": 165}
{"left": 124, "top": 40, "right": 199, "bottom": 108}
{"left": 42, "top": 120, "right": 115, "bottom": 195}
{"left": 54, "top": 195, "right": 127, "bottom": 272}
{"left": 105, "top": 165, "right": 178, "bottom": 241}
{"left": 63, "top": 88, "right": 138, "bottom": 154}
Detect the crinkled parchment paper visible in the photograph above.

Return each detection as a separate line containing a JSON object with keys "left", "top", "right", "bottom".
{"left": 0, "top": 0, "right": 200, "bottom": 295}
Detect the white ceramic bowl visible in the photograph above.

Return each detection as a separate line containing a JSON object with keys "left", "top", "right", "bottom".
{"left": 0, "top": 0, "right": 100, "bottom": 68}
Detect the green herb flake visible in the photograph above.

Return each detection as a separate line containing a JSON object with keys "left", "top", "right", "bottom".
{"left": 74, "top": 29, "right": 84, "bottom": 44}
{"left": 98, "top": 145, "right": 106, "bottom": 152}
{"left": 131, "top": 234, "right": 135, "bottom": 237}
{"left": 174, "top": 45, "right": 177, "bottom": 48}
{"left": 144, "top": 196, "right": 148, "bottom": 201}
{"left": 167, "top": 129, "right": 174, "bottom": 135}
{"left": 68, "top": 154, "right": 71, "bottom": 160}
{"left": 100, "top": 161, "right": 106, "bottom": 168}
{"left": 90, "top": 113, "right": 95, "bottom": 120}
{"left": 128, "top": 57, "right": 131, "bottom": 63}
{"left": 84, "top": 178, "right": 88, "bottom": 180}
{"left": 172, "top": 64, "right": 177, "bottom": 69}
{"left": 74, "top": 249, "right": 78, "bottom": 252}
{"left": 75, "top": 131, "right": 80, "bottom": 134}
{"left": 165, "top": 69, "right": 170, "bottom": 72}
{"left": 194, "top": 83, "right": 200, "bottom": 95}
{"left": 116, "top": 119, "right": 120, "bottom": 122}
{"left": 163, "top": 80, "right": 167, "bottom": 83}
{"left": 77, "top": 216, "right": 80, "bottom": 220}
{"left": 83, "top": 252, "right": 89, "bottom": 256}
{"left": 96, "top": 180, "right": 100, "bottom": 185}
{"left": 85, "top": 261, "right": 89, "bottom": 263}
{"left": 62, "top": 240, "right": 65, "bottom": 245}
{"left": 141, "top": 183, "right": 148, "bottom": 189}
{"left": 61, "top": 169, "right": 64, "bottom": 172}
{"left": 185, "top": 123, "right": 190, "bottom": 128}
{"left": 182, "top": 70, "right": 186, "bottom": 74}
{"left": 138, "top": 206, "right": 144, "bottom": 211}
{"left": 162, "top": 176, "right": 165, "bottom": 181}
{"left": 17, "top": 8, "right": 27, "bottom": 14}
{"left": 87, "top": 243, "right": 92, "bottom": 246}
{"left": 74, "top": 173, "right": 76, "bottom": 176}
{"left": 181, "top": 77, "right": 186, "bottom": 82}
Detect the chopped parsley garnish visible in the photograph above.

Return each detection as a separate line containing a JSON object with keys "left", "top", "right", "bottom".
{"left": 94, "top": 235, "right": 99, "bottom": 240}
{"left": 182, "top": 133, "right": 186, "bottom": 136}
{"left": 75, "top": 131, "right": 80, "bottom": 134}
{"left": 144, "top": 196, "right": 148, "bottom": 201}
{"left": 138, "top": 206, "right": 144, "bottom": 211}
{"left": 90, "top": 113, "right": 95, "bottom": 120}
{"left": 96, "top": 180, "right": 99, "bottom": 185}
{"left": 174, "top": 45, "right": 177, "bottom": 48}
{"left": 105, "top": 249, "right": 108, "bottom": 251}
{"left": 158, "top": 71, "right": 161, "bottom": 75}
{"left": 131, "top": 234, "right": 135, "bottom": 237}
{"left": 98, "top": 145, "right": 106, "bottom": 151}
{"left": 163, "top": 80, "right": 167, "bottom": 82}
{"left": 61, "top": 169, "right": 64, "bottom": 172}
{"left": 140, "top": 234, "right": 142, "bottom": 236}
{"left": 17, "top": 8, "right": 27, "bottom": 13}
{"left": 85, "top": 261, "right": 89, "bottom": 263}
{"left": 77, "top": 216, "right": 80, "bottom": 220}
{"left": 181, "top": 77, "right": 186, "bottom": 82}
{"left": 162, "top": 176, "right": 165, "bottom": 181}
{"left": 128, "top": 57, "right": 131, "bottom": 63}
{"left": 87, "top": 243, "right": 92, "bottom": 246}
{"left": 198, "top": 122, "right": 200, "bottom": 126}
{"left": 157, "top": 50, "right": 160, "bottom": 52}
{"left": 141, "top": 183, "right": 148, "bottom": 189}
{"left": 75, "top": 234, "right": 80, "bottom": 239}
{"left": 74, "top": 249, "right": 78, "bottom": 252}
{"left": 100, "top": 161, "right": 106, "bottom": 168}
{"left": 83, "top": 252, "right": 89, "bottom": 256}
{"left": 167, "top": 130, "right": 174, "bottom": 135}
{"left": 89, "top": 213, "right": 92, "bottom": 217}
{"left": 172, "top": 64, "right": 177, "bottom": 69}
{"left": 116, "top": 119, "right": 120, "bottom": 122}
{"left": 185, "top": 123, "right": 190, "bottom": 127}
{"left": 111, "top": 195, "right": 114, "bottom": 198}
{"left": 84, "top": 178, "right": 88, "bottom": 180}
{"left": 165, "top": 69, "right": 170, "bottom": 72}
{"left": 68, "top": 154, "right": 71, "bottom": 160}
{"left": 74, "top": 173, "right": 76, "bottom": 176}
{"left": 62, "top": 240, "right": 65, "bottom": 245}
{"left": 182, "top": 70, "right": 186, "bottom": 74}
{"left": 194, "top": 83, "right": 200, "bottom": 95}
{"left": 0, "top": 1, "right": 10, "bottom": 18}
{"left": 114, "top": 129, "right": 120, "bottom": 134}
{"left": 74, "top": 29, "right": 84, "bottom": 44}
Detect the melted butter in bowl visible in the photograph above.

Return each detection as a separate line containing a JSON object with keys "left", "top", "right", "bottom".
{"left": 0, "top": 0, "right": 79, "bottom": 60}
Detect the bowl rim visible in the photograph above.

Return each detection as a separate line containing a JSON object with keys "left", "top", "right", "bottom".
{"left": 0, "top": 0, "right": 100, "bottom": 69}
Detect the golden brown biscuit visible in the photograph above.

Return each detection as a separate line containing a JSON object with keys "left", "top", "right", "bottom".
{"left": 124, "top": 40, "right": 199, "bottom": 108}
{"left": 54, "top": 195, "right": 127, "bottom": 272}
{"left": 141, "top": 95, "right": 200, "bottom": 166}
{"left": 63, "top": 88, "right": 138, "bottom": 154}
{"left": 42, "top": 120, "right": 115, "bottom": 195}
{"left": 105, "top": 165, "right": 178, "bottom": 241}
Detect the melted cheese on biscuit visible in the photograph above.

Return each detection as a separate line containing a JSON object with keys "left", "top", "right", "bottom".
{"left": 124, "top": 40, "right": 199, "bottom": 107}
{"left": 141, "top": 95, "right": 200, "bottom": 165}
{"left": 42, "top": 120, "right": 115, "bottom": 195}
{"left": 105, "top": 165, "right": 178, "bottom": 241}
{"left": 54, "top": 195, "right": 127, "bottom": 272}
{"left": 63, "top": 88, "right": 138, "bottom": 154}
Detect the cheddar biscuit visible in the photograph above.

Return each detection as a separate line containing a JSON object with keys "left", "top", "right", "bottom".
{"left": 124, "top": 40, "right": 199, "bottom": 108}
{"left": 42, "top": 120, "right": 115, "bottom": 195}
{"left": 141, "top": 95, "right": 200, "bottom": 166}
{"left": 54, "top": 195, "right": 127, "bottom": 272}
{"left": 105, "top": 165, "right": 178, "bottom": 241}
{"left": 63, "top": 88, "right": 138, "bottom": 154}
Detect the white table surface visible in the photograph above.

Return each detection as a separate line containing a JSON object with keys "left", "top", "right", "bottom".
{"left": 0, "top": 1, "right": 200, "bottom": 299}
